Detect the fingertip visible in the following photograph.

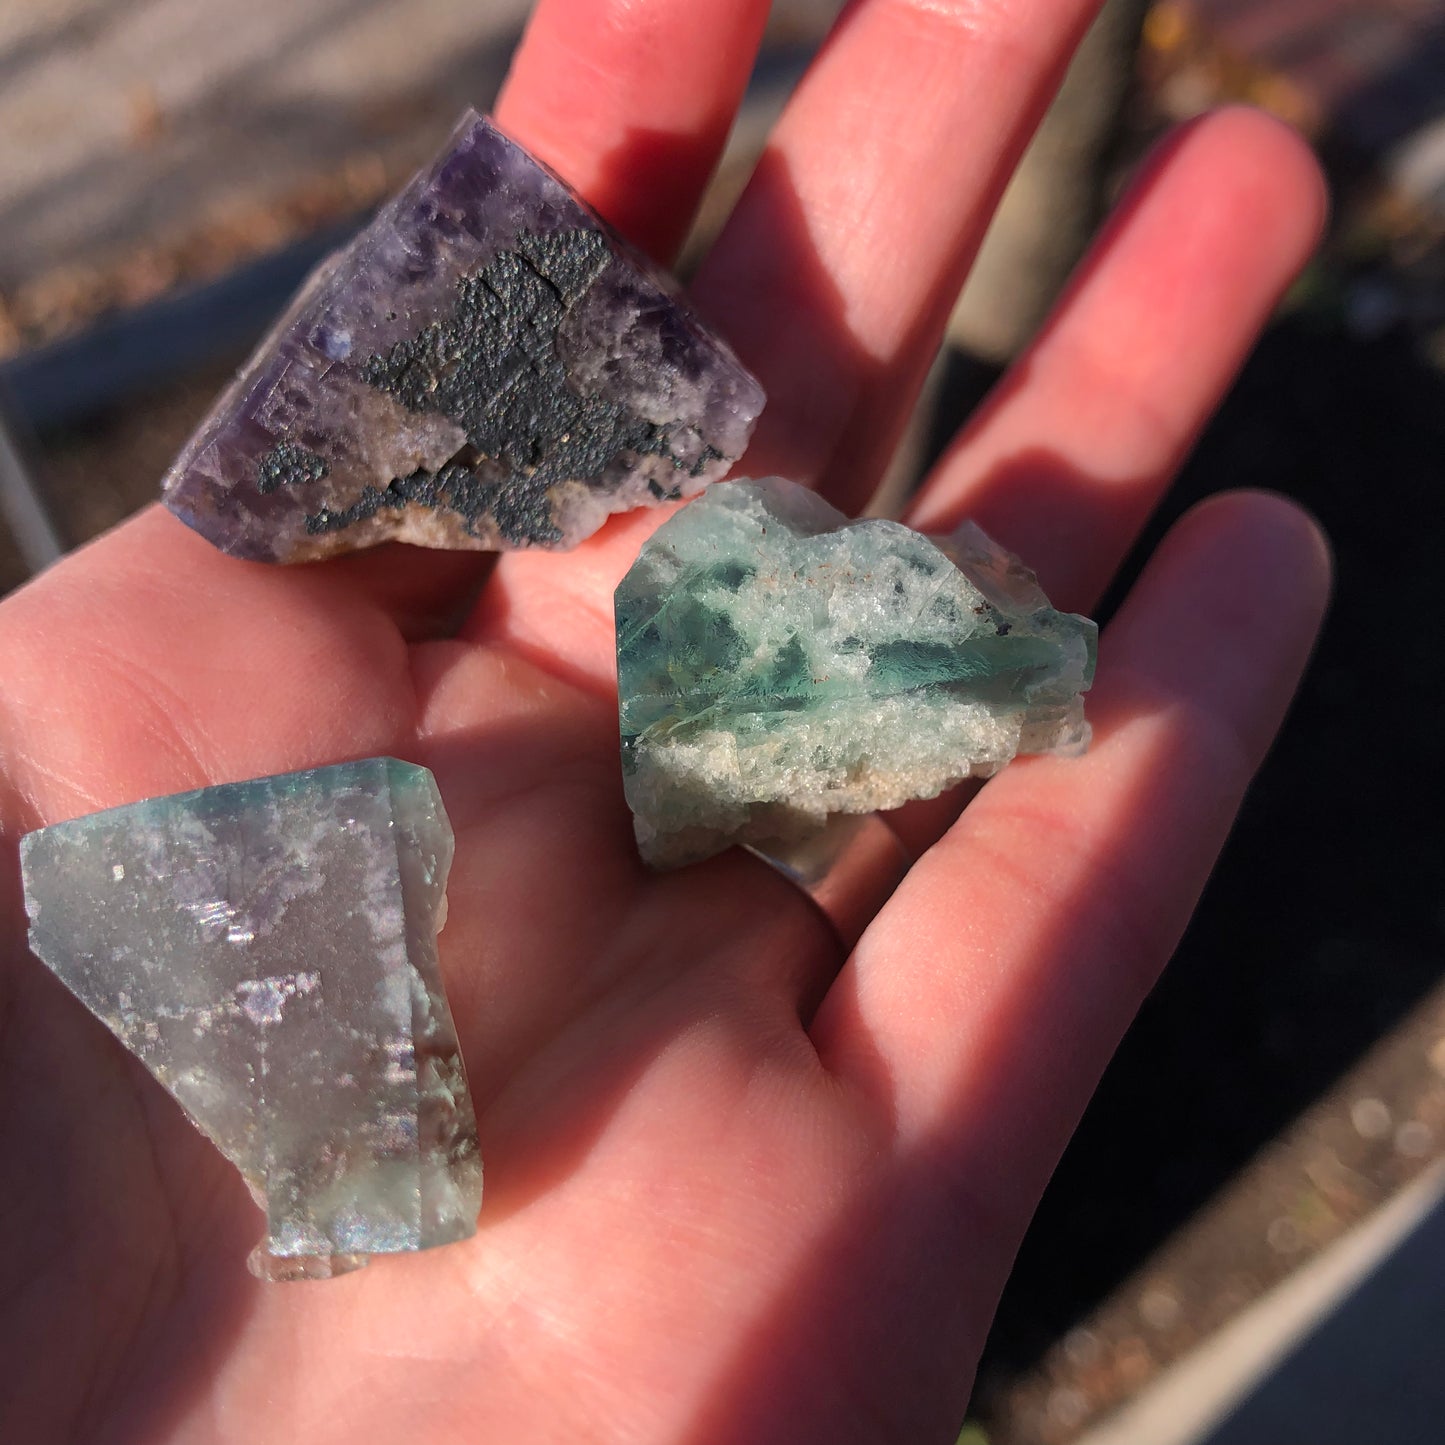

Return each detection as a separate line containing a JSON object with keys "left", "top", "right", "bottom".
{"left": 496, "top": 0, "right": 773, "bottom": 260}
{"left": 1079, "top": 103, "right": 1328, "bottom": 335}
{"left": 1098, "top": 487, "right": 1333, "bottom": 767}
{"left": 1192, "top": 104, "right": 1330, "bottom": 257}
{"left": 1176, "top": 487, "right": 1334, "bottom": 625}
{"left": 1132, "top": 104, "right": 1323, "bottom": 293}
{"left": 907, "top": 102, "right": 1332, "bottom": 572}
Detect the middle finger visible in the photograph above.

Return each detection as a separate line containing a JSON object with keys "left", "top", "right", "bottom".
{"left": 693, "top": 0, "right": 1105, "bottom": 513}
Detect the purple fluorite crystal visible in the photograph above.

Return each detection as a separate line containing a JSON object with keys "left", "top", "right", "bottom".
{"left": 163, "top": 111, "right": 765, "bottom": 563}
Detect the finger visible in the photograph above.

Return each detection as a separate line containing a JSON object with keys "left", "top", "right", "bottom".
{"left": 876, "top": 109, "right": 1324, "bottom": 859}
{"left": 907, "top": 107, "right": 1328, "bottom": 612}
{"left": 692, "top": 0, "right": 1105, "bottom": 512}
{"left": 880, "top": 109, "right": 1324, "bottom": 861}
{"left": 812, "top": 492, "right": 1330, "bottom": 1243}
{"left": 497, "top": 0, "right": 774, "bottom": 262}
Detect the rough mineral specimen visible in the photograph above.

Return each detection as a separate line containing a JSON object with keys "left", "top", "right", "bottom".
{"left": 616, "top": 478, "right": 1097, "bottom": 868}
{"left": 163, "top": 110, "right": 764, "bottom": 562}
{"left": 20, "top": 758, "right": 480, "bottom": 1280}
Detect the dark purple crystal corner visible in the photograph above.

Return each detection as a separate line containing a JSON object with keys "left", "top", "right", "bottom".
{"left": 162, "top": 111, "right": 766, "bottom": 563}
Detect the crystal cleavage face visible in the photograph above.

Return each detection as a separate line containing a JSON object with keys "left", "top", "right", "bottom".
{"left": 163, "top": 111, "right": 765, "bottom": 563}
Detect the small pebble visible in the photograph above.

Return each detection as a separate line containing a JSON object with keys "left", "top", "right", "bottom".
{"left": 1139, "top": 1288, "right": 1182, "bottom": 1331}
{"left": 1062, "top": 1327, "right": 1102, "bottom": 1369}
{"left": 1395, "top": 1120, "right": 1434, "bottom": 1158}
{"left": 1267, "top": 1217, "right": 1303, "bottom": 1253}
{"left": 1047, "top": 1387, "right": 1088, "bottom": 1429}
{"left": 1350, "top": 1096, "right": 1392, "bottom": 1140}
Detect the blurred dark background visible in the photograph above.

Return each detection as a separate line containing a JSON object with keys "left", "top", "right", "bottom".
{"left": 1, "top": 3, "right": 1441, "bottom": 1442}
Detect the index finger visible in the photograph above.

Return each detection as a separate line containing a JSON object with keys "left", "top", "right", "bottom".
{"left": 813, "top": 491, "right": 1331, "bottom": 1247}
{"left": 498, "top": 0, "right": 774, "bottom": 263}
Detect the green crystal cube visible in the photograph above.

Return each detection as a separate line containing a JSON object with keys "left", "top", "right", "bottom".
{"left": 20, "top": 758, "right": 481, "bottom": 1279}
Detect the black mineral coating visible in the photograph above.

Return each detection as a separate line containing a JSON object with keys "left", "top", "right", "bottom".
{"left": 344, "top": 228, "right": 716, "bottom": 546}
{"left": 256, "top": 442, "right": 330, "bottom": 495}
{"left": 306, "top": 462, "right": 560, "bottom": 548}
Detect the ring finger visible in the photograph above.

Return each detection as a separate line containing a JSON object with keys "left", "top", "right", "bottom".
{"left": 884, "top": 106, "right": 1325, "bottom": 856}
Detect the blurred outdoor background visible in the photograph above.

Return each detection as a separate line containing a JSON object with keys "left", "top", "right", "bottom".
{"left": 1, "top": 2, "right": 1442, "bottom": 1442}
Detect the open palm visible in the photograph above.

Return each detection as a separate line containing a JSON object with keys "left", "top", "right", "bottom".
{"left": 0, "top": 2, "right": 1331, "bottom": 1441}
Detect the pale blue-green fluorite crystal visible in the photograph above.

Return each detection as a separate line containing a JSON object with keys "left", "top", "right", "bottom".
{"left": 20, "top": 758, "right": 481, "bottom": 1280}
{"left": 616, "top": 478, "right": 1097, "bottom": 868}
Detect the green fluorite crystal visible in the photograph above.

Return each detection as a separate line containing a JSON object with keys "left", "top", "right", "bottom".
{"left": 616, "top": 478, "right": 1097, "bottom": 868}
{"left": 20, "top": 758, "right": 481, "bottom": 1280}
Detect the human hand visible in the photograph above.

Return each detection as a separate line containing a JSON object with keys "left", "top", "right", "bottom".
{"left": 0, "top": 1, "right": 1330, "bottom": 1441}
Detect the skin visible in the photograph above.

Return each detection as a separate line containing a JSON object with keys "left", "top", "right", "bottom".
{"left": 0, "top": 1, "right": 1332, "bottom": 1441}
